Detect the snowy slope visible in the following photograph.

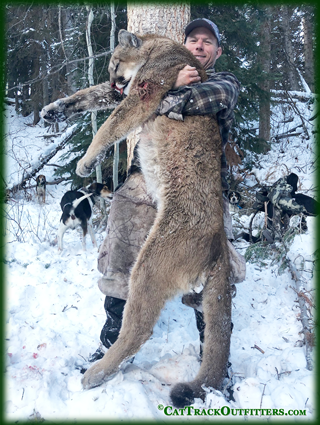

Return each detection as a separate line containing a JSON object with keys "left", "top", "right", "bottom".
{"left": 4, "top": 99, "right": 316, "bottom": 421}
{"left": 5, "top": 103, "right": 75, "bottom": 190}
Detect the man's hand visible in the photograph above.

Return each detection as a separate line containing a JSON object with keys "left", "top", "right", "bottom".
{"left": 173, "top": 65, "right": 201, "bottom": 89}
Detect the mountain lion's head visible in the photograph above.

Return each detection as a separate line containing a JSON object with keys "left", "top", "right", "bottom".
{"left": 108, "top": 30, "right": 145, "bottom": 96}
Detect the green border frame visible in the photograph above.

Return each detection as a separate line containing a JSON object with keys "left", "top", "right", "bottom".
{"left": 1, "top": 1, "right": 318, "bottom": 424}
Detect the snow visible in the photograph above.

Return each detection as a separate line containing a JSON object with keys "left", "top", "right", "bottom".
{"left": 4, "top": 96, "right": 316, "bottom": 421}
{"left": 4, "top": 105, "right": 76, "bottom": 189}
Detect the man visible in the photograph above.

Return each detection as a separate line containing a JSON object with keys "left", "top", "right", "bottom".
{"left": 157, "top": 19, "right": 239, "bottom": 196}
{"left": 93, "top": 18, "right": 243, "bottom": 361}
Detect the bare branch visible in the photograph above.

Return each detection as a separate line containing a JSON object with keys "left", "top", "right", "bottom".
{"left": 8, "top": 50, "right": 112, "bottom": 92}
{"left": 8, "top": 125, "right": 80, "bottom": 193}
{"left": 287, "top": 259, "right": 314, "bottom": 371}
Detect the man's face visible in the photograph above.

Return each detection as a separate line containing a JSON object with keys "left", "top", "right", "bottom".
{"left": 185, "top": 27, "right": 222, "bottom": 69}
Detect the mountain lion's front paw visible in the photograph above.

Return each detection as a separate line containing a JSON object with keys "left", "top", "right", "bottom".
{"left": 76, "top": 157, "right": 95, "bottom": 177}
{"left": 41, "top": 99, "right": 68, "bottom": 123}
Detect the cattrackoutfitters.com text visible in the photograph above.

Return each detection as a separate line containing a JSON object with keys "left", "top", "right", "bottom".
{"left": 158, "top": 404, "right": 307, "bottom": 417}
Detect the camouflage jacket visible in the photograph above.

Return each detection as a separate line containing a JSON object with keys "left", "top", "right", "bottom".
{"left": 255, "top": 176, "right": 306, "bottom": 215}
{"left": 268, "top": 177, "right": 306, "bottom": 214}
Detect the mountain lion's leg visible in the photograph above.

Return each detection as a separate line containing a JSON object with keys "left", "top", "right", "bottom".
{"left": 82, "top": 224, "right": 180, "bottom": 389}
{"left": 170, "top": 253, "right": 231, "bottom": 407}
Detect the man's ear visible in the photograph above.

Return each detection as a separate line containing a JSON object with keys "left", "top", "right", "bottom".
{"left": 216, "top": 46, "right": 223, "bottom": 60}
{"left": 118, "top": 29, "right": 142, "bottom": 48}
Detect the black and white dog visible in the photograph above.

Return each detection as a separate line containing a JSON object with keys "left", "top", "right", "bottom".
{"left": 58, "top": 182, "right": 112, "bottom": 251}
{"left": 228, "top": 191, "right": 242, "bottom": 213}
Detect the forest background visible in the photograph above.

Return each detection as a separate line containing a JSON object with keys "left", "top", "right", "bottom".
{"left": 3, "top": 1, "right": 317, "bottom": 192}
{"left": 2, "top": 2, "right": 318, "bottom": 420}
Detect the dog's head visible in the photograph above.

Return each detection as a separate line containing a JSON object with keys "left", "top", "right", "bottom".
{"left": 36, "top": 175, "right": 46, "bottom": 186}
{"left": 87, "top": 182, "right": 113, "bottom": 200}
{"left": 228, "top": 191, "right": 241, "bottom": 205}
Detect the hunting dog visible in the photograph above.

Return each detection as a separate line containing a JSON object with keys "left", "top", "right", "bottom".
{"left": 58, "top": 182, "right": 112, "bottom": 251}
{"left": 36, "top": 175, "right": 46, "bottom": 203}
{"left": 228, "top": 190, "right": 242, "bottom": 212}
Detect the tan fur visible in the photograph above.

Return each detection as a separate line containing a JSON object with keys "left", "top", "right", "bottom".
{"left": 40, "top": 84, "right": 123, "bottom": 122}
{"left": 43, "top": 30, "right": 231, "bottom": 406}
{"left": 35, "top": 175, "right": 46, "bottom": 203}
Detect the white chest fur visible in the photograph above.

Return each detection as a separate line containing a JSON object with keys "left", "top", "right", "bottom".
{"left": 138, "top": 127, "right": 162, "bottom": 208}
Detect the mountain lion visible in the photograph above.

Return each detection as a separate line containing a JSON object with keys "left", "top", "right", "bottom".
{"left": 41, "top": 29, "right": 231, "bottom": 408}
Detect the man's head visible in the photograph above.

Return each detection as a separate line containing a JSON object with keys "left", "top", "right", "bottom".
{"left": 184, "top": 18, "right": 222, "bottom": 69}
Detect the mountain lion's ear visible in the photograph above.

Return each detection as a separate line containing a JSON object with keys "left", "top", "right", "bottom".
{"left": 118, "top": 30, "right": 142, "bottom": 48}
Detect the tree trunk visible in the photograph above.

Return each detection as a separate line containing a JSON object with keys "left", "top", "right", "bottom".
{"left": 85, "top": 6, "right": 97, "bottom": 138}
{"left": 86, "top": 6, "right": 105, "bottom": 213}
{"left": 258, "top": 7, "right": 272, "bottom": 151}
{"left": 302, "top": 8, "right": 314, "bottom": 93}
{"left": 110, "top": 2, "right": 119, "bottom": 191}
{"left": 42, "top": 74, "right": 50, "bottom": 128}
{"left": 281, "top": 6, "right": 299, "bottom": 91}
{"left": 127, "top": 2, "right": 190, "bottom": 42}
{"left": 126, "top": 3, "right": 190, "bottom": 169}
{"left": 32, "top": 54, "right": 41, "bottom": 125}
{"left": 60, "top": 6, "right": 78, "bottom": 94}
{"left": 21, "top": 84, "right": 31, "bottom": 117}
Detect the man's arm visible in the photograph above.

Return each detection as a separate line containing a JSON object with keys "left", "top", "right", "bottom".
{"left": 157, "top": 71, "right": 240, "bottom": 123}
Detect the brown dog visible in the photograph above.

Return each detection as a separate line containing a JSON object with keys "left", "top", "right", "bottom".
{"left": 35, "top": 175, "right": 46, "bottom": 203}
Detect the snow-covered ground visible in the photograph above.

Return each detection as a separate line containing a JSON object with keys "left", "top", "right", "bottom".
{"left": 3, "top": 97, "right": 316, "bottom": 421}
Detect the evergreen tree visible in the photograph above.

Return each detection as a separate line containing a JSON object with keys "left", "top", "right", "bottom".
{"left": 5, "top": 4, "right": 315, "bottom": 184}
{"left": 52, "top": 4, "right": 127, "bottom": 188}
{"left": 191, "top": 3, "right": 271, "bottom": 154}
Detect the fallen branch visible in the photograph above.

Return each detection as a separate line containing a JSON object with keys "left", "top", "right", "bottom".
{"left": 259, "top": 383, "right": 266, "bottom": 411}
{"left": 286, "top": 91, "right": 310, "bottom": 139}
{"left": 274, "top": 131, "right": 304, "bottom": 141}
{"left": 36, "top": 133, "right": 63, "bottom": 138}
{"left": 42, "top": 164, "right": 64, "bottom": 168}
{"left": 271, "top": 90, "right": 314, "bottom": 102}
{"left": 273, "top": 124, "right": 304, "bottom": 141}
{"left": 251, "top": 344, "right": 265, "bottom": 354}
{"left": 309, "top": 111, "right": 319, "bottom": 122}
{"left": 26, "top": 177, "right": 70, "bottom": 189}
{"left": 8, "top": 125, "right": 79, "bottom": 194}
{"left": 248, "top": 210, "right": 259, "bottom": 243}
{"left": 4, "top": 98, "right": 15, "bottom": 106}
{"left": 280, "top": 117, "right": 294, "bottom": 124}
{"left": 287, "top": 259, "right": 314, "bottom": 371}
{"left": 290, "top": 286, "right": 314, "bottom": 309}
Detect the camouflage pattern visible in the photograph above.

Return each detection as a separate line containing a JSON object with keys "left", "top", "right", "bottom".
{"left": 254, "top": 175, "right": 307, "bottom": 240}
{"left": 97, "top": 172, "right": 157, "bottom": 300}
{"left": 267, "top": 177, "right": 306, "bottom": 214}
{"left": 97, "top": 170, "right": 245, "bottom": 301}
